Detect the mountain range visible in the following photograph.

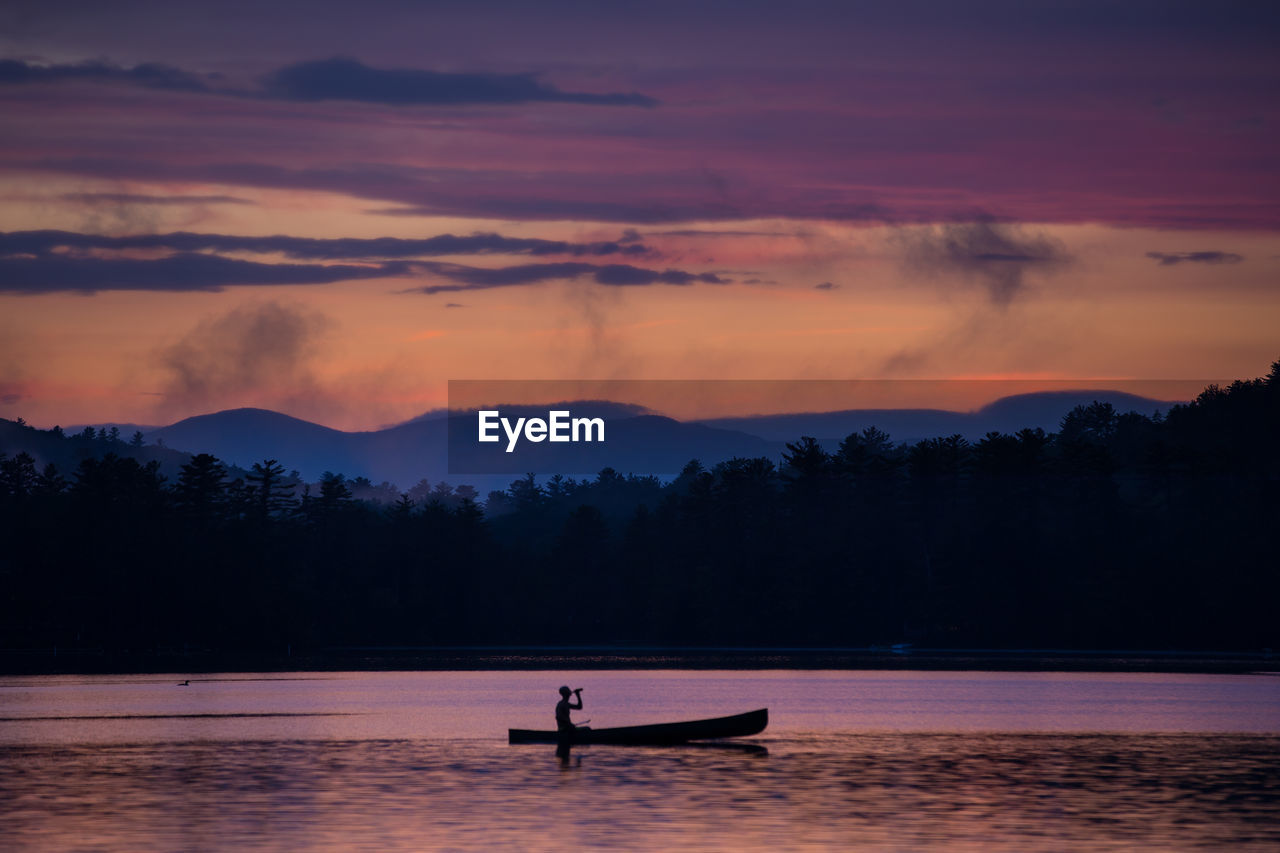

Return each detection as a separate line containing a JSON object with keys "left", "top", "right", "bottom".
{"left": 693, "top": 390, "right": 1174, "bottom": 441}
{"left": 72, "top": 389, "right": 1181, "bottom": 488}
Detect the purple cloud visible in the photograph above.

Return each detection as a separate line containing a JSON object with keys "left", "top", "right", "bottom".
{"left": 0, "top": 58, "right": 213, "bottom": 92}
{"left": 413, "top": 261, "right": 729, "bottom": 294}
{"left": 260, "top": 57, "right": 656, "bottom": 107}
{"left": 0, "top": 229, "right": 649, "bottom": 260}
{"left": 1146, "top": 251, "right": 1244, "bottom": 266}
{"left": 0, "top": 56, "right": 656, "bottom": 108}
{"left": 0, "top": 253, "right": 411, "bottom": 294}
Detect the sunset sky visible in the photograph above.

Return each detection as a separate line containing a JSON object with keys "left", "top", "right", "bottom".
{"left": 1, "top": 0, "right": 1277, "bottom": 430}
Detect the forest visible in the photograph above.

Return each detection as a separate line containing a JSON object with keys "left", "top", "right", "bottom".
{"left": 1, "top": 361, "right": 1277, "bottom": 657}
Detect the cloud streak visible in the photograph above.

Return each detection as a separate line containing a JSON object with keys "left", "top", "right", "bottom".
{"left": 1145, "top": 251, "right": 1244, "bottom": 266}
{"left": 32, "top": 154, "right": 1277, "bottom": 229}
{"left": 0, "top": 229, "right": 650, "bottom": 261}
{"left": 0, "top": 253, "right": 411, "bottom": 294}
{"left": 24, "top": 158, "right": 892, "bottom": 225}
{"left": 0, "top": 235, "right": 713, "bottom": 294}
{"left": 413, "top": 261, "right": 729, "bottom": 294}
{"left": 0, "top": 58, "right": 213, "bottom": 92}
{"left": 0, "top": 56, "right": 656, "bottom": 108}
{"left": 260, "top": 57, "right": 656, "bottom": 107}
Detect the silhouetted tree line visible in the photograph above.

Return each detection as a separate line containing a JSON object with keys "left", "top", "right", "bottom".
{"left": 1, "top": 362, "right": 1277, "bottom": 653}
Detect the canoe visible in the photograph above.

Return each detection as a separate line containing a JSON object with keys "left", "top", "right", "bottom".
{"left": 508, "top": 707, "right": 767, "bottom": 745}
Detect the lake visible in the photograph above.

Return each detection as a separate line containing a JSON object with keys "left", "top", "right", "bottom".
{"left": 2, "top": 670, "right": 1278, "bottom": 850}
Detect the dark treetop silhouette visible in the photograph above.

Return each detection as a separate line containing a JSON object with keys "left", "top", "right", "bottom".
{"left": 0, "top": 360, "right": 1277, "bottom": 659}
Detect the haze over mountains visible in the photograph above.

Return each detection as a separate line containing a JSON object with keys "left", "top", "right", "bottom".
{"left": 95, "top": 390, "right": 1183, "bottom": 487}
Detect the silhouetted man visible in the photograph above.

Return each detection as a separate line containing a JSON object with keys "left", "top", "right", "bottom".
{"left": 556, "top": 685, "right": 583, "bottom": 733}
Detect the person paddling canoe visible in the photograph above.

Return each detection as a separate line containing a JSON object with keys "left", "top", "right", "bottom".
{"left": 556, "top": 685, "right": 583, "bottom": 733}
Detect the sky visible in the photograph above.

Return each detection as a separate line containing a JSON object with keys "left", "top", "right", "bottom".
{"left": 0, "top": 0, "right": 1277, "bottom": 430}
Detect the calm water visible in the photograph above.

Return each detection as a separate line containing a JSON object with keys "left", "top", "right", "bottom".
{"left": 2, "top": 670, "right": 1278, "bottom": 850}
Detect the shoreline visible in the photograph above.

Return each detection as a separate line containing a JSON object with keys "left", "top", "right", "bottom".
{"left": 1, "top": 646, "right": 1274, "bottom": 676}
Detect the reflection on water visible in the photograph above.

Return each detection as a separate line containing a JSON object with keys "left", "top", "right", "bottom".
{"left": 1, "top": 671, "right": 1278, "bottom": 850}
{"left": 2, "top": 734, "right": 1277, "bottom": 850}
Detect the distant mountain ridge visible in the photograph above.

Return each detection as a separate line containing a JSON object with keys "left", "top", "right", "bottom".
{"left": 694, "top": 390, "right": 1180, "bottom": 444}
{"left": 150, "top": 408, "right": 354, "bottom": 476}
{"left": 40, "top": 390, "right": 1183, "bottom": 488}
{"left": 142, "top": 406, "right": 778, "bottom": 487}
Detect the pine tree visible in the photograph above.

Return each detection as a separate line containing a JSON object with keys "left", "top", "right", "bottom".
{"left": 246, "top": 459, "right": 296, "bottom": 520}
{"left": 175, "top": 453, "right": 228, "bottom": 520}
